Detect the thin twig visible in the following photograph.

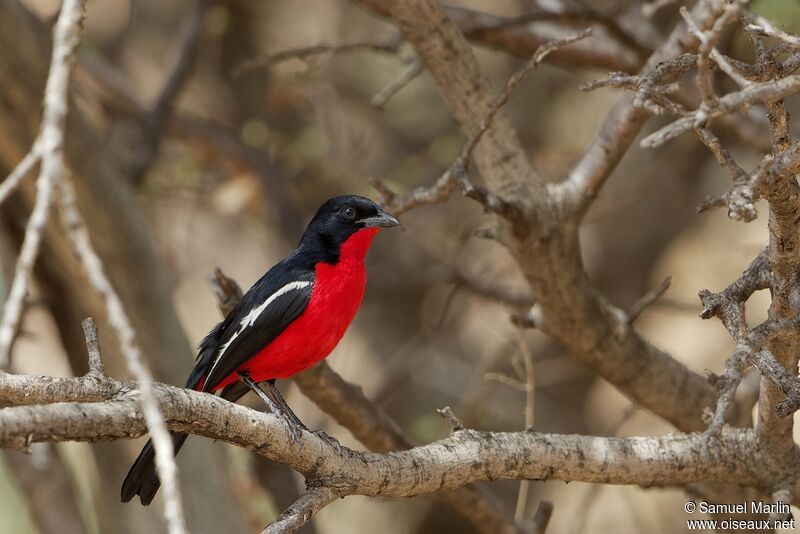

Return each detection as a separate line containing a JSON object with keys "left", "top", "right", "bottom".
{"left": 513, "top": 331, "right": 535, "bottom": 522}
{"left": 81, "top": 317, "right": 104, "bottom": 377}
{"left": 371, "top": 58, "right": 422, "bottom": 109}
{"left": 641, "top": 74, "right": 800, "bottom": 148}
{"left": 745, "top": 14, "right": 800, "bottom": 47}
{"left": 436, "top": 406, "right": 464, "bottom": 432}
{"left": 0, "top": 149, "right": 40, "bottom": 206}
{"left": 56, "top": 178, "right": 187, "bottom": 534}
{"left": 233, "top": 39, "right": 401, "bottom": 77}
{"left": 260, "top": 487, "right": 341, "bottom": 534}
{"left": 627, "top": 276, "right": 672, "bottom": 325}
{"left": 484, "top": 372, "right": 525, "bottom": 390}
{"left": 0, "top": 0, "right": 85, "bottom": 368}
{"left": 694, "top": 128, "right": 748, "bottom": 181}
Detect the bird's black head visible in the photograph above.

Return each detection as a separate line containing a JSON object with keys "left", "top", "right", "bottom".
{"left": 298, "top": 195, "right": 399, "bottom": 263}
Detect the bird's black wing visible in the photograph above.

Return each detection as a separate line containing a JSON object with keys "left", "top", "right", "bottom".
{"left": 198, "top": 260, "right": 314, "bottom": 392}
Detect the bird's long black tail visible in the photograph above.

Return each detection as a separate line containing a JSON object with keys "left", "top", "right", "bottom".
{"left": 120, "top": 379, "right": 249, "bottom": 505}
{"left": 120, "top": 432, "right": 189, "bottom": 505}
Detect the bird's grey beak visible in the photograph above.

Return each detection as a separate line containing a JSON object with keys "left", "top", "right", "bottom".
{"left": 362, "top": 209, "right": 400, "bottom": 228}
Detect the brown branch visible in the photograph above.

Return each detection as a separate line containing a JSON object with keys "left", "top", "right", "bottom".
{"left": 0, "top": 149, "right": 39, "bottom": 206}
{"left": 698, "top": 248, "right": 773, "bottom": 434}
{"left": 370, "top": 58, "right": 422, "bottom": 109}
{"left": 0, "top": 372, "right": 769, "bottom": 495}
{"left": 449, "top": 6, "right": 642, "bottom": 73}
{"left": 260, "top": 487, "right": 341, "bottom": 534}
{"left": 627, "top": 276, "right": 672, "bottom": 325}
{"left": 756, "top": 72, "right": 800, "bottom": 486}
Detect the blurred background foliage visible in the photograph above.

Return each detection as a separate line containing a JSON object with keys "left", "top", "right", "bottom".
{"left": 2, "top": 0, "right": 800, "bottom": 533}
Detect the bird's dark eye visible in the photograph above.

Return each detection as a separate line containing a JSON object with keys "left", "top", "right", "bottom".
{"left": 341, "top": 207, "right": 356, "bottom": 220}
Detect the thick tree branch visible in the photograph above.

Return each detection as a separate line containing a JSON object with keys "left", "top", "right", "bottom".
{"left": 0, "top": 372, "right": 770, "bottom": 497}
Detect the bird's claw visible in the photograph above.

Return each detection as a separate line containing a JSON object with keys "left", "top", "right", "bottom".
{"left": 281, "top": 416, "right": 304, "bottom": 443}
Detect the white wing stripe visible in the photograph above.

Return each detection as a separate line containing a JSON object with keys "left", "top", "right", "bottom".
{"left": 207, "top": 280, "right": 311, "bottom": 382}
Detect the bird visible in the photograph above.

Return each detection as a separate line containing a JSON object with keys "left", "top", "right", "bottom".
{"left": 121, "top": 195, "right": 399, "bottom": 506}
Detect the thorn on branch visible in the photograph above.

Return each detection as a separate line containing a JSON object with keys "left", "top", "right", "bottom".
{"left": 705, "top": 370, "right": 721, "bottom": 388}
{"left": 436, "top": 406, "right": 464, "bottom": 432}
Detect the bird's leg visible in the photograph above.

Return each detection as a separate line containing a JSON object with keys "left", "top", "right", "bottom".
{"left": 265, "top": 380, "right": 341, "bottom": 448}
{"left": 238, "top": 371, "right": 282, "bottom": 413}
{"left": 238, "top": 372, "right": 305, "bottom": 441}
{"left": 262, "top": 380, "right": 309, "bottom": 431}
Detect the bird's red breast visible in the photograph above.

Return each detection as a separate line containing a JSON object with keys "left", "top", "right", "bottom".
{"left": 211, "top": 228, "right": 380, "bottom": 390}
